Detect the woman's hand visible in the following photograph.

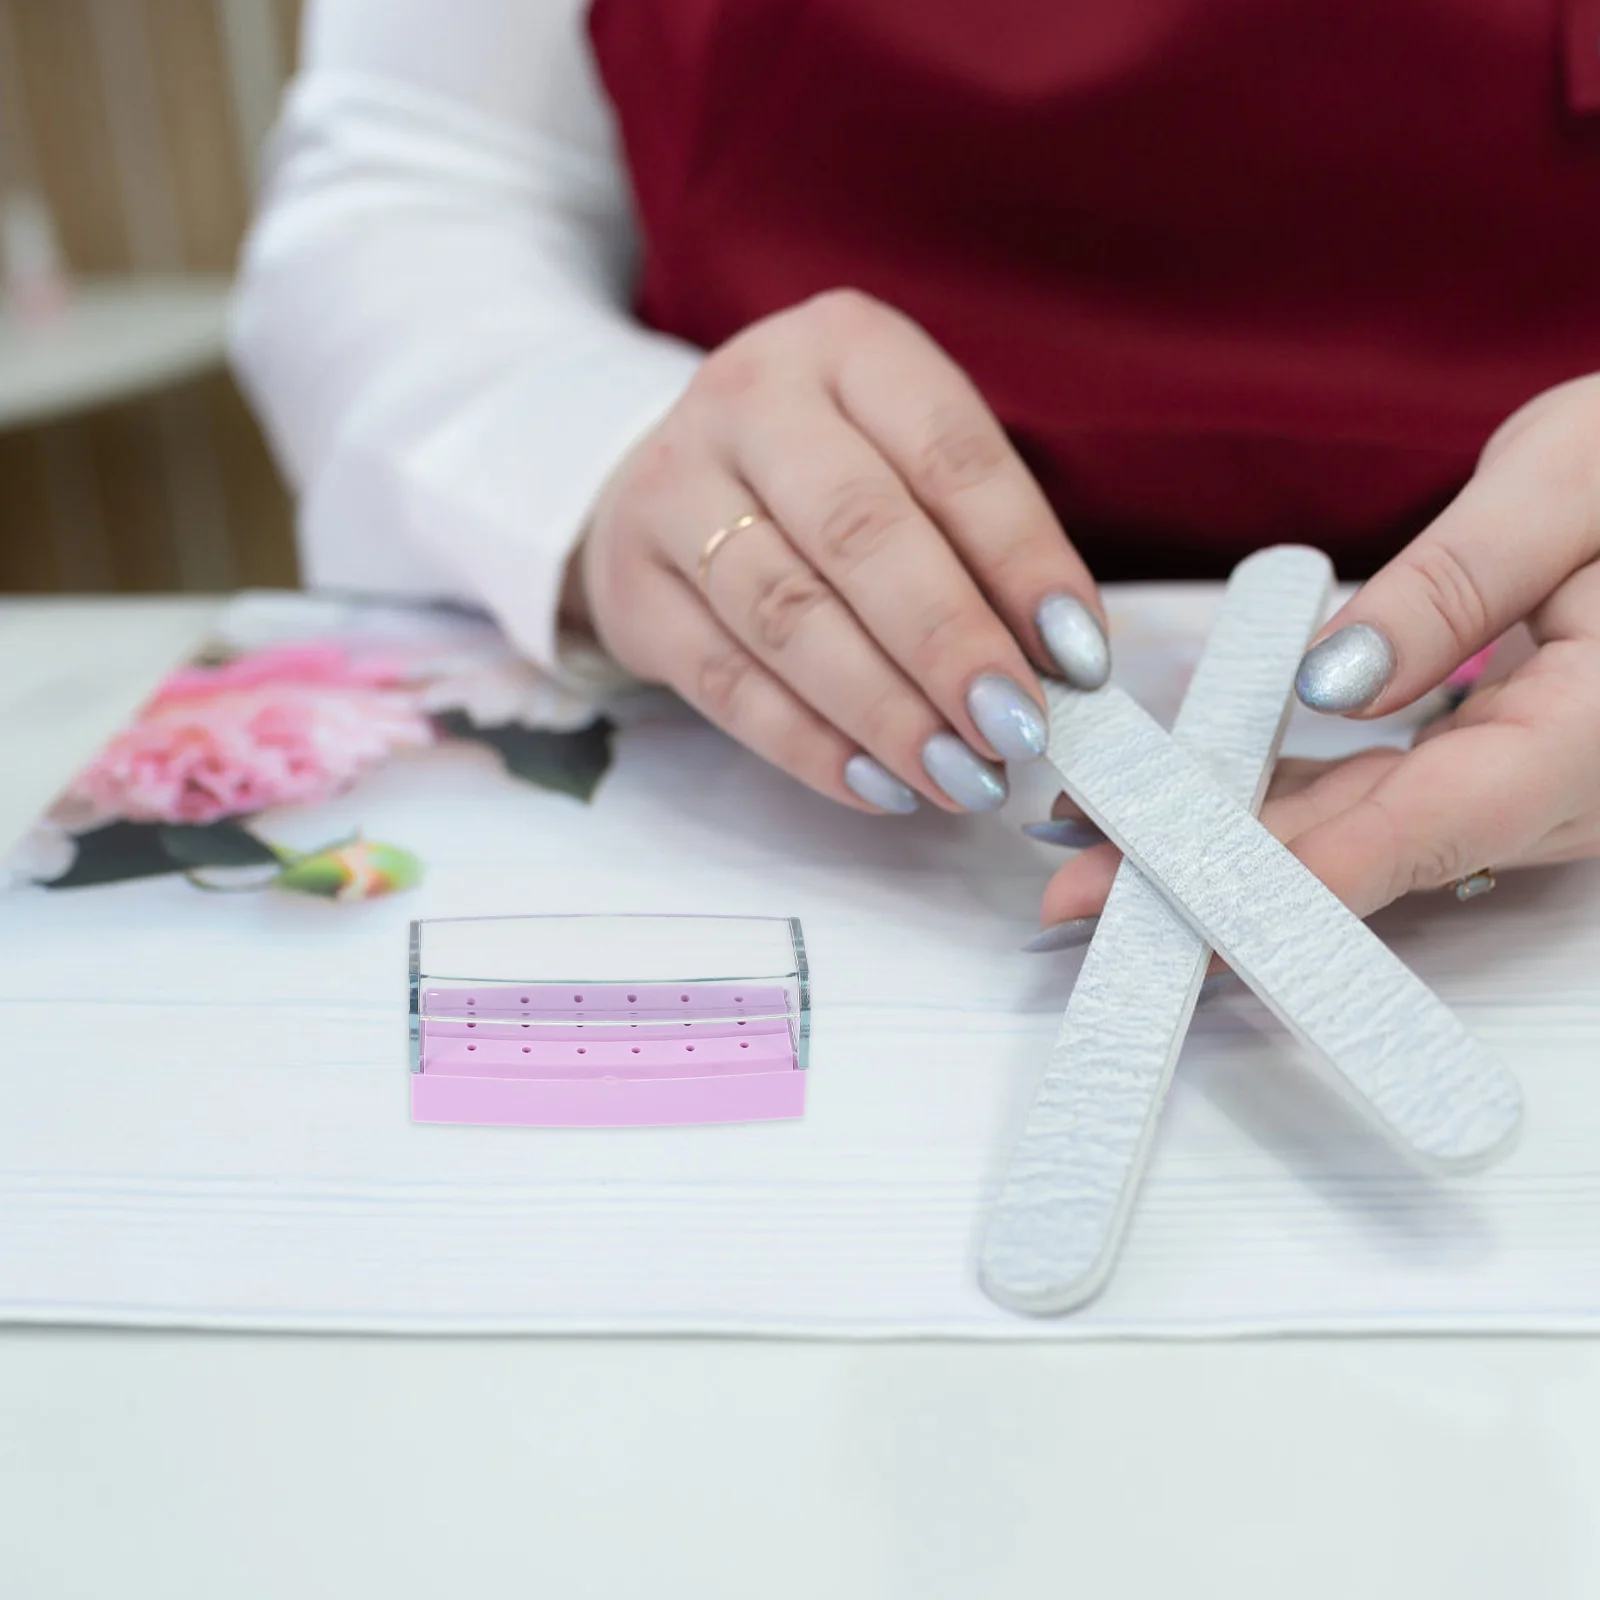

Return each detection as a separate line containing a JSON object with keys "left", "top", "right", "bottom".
{"left": 571, "top": 289, "right": 1109, "bottom": 814}
{"left": 1037, "top": 374, "right": 1600, "bottom": 934}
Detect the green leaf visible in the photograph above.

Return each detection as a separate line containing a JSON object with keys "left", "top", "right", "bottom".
{"left": 44, "top": 820, "right": 182, "bottom": 889}
{"left": 158, "top": 821, "right": 282, "bottom": 869}
{"left": 436, "top": 712, "right": 614, "bottom": 802}
{"left": 274, "top": 854, "right": 348, "bottom": 898}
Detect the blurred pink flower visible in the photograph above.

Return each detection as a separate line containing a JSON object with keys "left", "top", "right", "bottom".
{"left": 152, "top": 641, "right": 410, "bottom": 705}
{"left": 69, "top": 644, "right": 433, "bottom": 825}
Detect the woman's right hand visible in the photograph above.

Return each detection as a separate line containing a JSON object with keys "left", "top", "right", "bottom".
{"left": 571, "top": 289, "right": 1110, "bottom": 815}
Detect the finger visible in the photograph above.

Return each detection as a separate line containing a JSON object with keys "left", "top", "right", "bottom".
{"left": 1418, "top": 626, "right": 1600, "bottom": 754}
{"left": 1262, "top": 757, "right": 1355, "bottom": 804}
{"left": 1532, "top": 555, "right": 1600, "bottom": 645}
{"left": 1295, "top": 403, "right": 1600, "bottom": 718}
{"left": 1259, "top": 749, "right": 1407, "bottom": 842}
{"left": 1411, "top": 679, "right": 1510, "bottom": 745}
{"left": 1287, "top": 717, "right": 1580, "bottom": 916}
{"left": 1036, "top": 840, "right": 1123, "bottom": 928}
{"left": 719, "top": 385, "right": 1053, "bottom": 769}
{"left": 683, "top": 498, "right": 1001, "bottom": 813}
{"left": 626, "top": 564, "right": 912, "bottom": 815}
{"left": 817, "top": 292, "right": 1110, "bottom": 687}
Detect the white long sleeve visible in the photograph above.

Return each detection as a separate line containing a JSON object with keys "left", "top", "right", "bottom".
{"left": 229, "top": 0, "right": 702, "bottom": 668}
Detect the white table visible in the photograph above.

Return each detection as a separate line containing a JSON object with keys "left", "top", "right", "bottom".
{"left": 2, "top": 597, "right": 1598, "bottom": 1600}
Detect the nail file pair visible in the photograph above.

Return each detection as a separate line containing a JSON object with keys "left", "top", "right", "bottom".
{"left": 981, "top": 546, "right": 1524, "bottom": 1316}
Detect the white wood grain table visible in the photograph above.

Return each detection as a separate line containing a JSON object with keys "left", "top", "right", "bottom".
{"left": 3, "top": 596, "right": 1599, "bottom": 1600}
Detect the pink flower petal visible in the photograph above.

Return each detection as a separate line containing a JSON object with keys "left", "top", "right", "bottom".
{"left": 67, "top": 673, "right": 435, "bottom": 825}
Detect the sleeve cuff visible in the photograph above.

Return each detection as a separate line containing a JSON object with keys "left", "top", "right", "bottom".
{"left": 297, "top": 321, "right": 701, "bottom": 675}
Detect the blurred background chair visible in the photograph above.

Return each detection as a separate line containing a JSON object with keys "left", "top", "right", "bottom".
{"left": 0, "top": 0, "right": 300, "bottom": 595}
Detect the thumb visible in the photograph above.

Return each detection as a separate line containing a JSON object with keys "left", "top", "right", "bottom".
{"left": 1294, "top": 397, "right": 1600, "bottom": 718}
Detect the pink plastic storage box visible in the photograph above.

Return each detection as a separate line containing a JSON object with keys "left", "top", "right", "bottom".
{"left": 409, "top": 914, "right": 810, "bottom": 1127}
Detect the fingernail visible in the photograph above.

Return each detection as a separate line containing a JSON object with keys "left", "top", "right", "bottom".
{"left": 966, "top": 674, "right": 1047, "bottom": 761}
{"left": 1198, "top": 970, "right": 1241, "bottom": 1002}
{"left": 1036, "top": 594, "right": 1111, "bottom": 689}
{"left": 1023, "top": 817, "right": 1104, "bottom": 849}
{"left": 843, "top": 753, "right": 919, "bottom": 814}
{"left": 1021, "top": 915, "right": 1100, "bottom": 953}
{"left": 921, "top": 732, "right": 1008, "bottom": 812}
{"left": 1295, "top": 624, "right": 1396, "bottom": 714}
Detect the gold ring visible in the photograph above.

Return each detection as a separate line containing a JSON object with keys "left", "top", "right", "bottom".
{"left": 697, "top": 512, "right": 765, "bottom": 592}
{"left": 1449, "top": 868, "right": 1496, "bottom": 902}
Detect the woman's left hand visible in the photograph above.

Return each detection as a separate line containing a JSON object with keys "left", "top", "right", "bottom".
{"left": 1037, "top": 374, "right": 1600, "bottom": 932}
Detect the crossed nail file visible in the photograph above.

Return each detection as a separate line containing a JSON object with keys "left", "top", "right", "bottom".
{"left": 980, "top": 546, "right": 1525, "bottom": 1317}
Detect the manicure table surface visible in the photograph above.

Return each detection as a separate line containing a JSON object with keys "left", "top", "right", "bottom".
{"left": 3, "top": 594, "right": 1598, "bottom": 1600}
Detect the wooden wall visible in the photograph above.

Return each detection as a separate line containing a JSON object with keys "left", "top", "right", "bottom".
{"left": 0, "top": 0, "right": 302, "bottom": 594}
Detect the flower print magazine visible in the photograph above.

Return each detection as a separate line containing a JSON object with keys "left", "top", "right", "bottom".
{"left": 8, "top": 592, "right": 626, "bottom": 900}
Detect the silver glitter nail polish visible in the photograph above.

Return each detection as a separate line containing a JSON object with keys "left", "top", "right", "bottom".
{"left": 1021, "top": 915, "right": 1101, "bottom": 953}
{"left": 1036, "top": 593, "right": 1111, "bottom": 690}
{"left": 1023, "top": 817, "right": 1104, "bottom": 849}
{"left": 920, "top": 732, "right": 1008, "bottom": 812}
{"left": 1295, "top": 623, "right": 1396, "bottom": 714}
{"left": 966, "top": 674, "right": 1048, "bottom": 761}
{"left": 843, "top": 753, "right": 919, "bottom": 814}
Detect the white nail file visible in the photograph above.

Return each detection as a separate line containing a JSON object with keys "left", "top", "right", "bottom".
{"left": 1046, "top": 686, "right": 1521, "bottom": 1168}
{"left": 981, "top": 546, "right": 1334, "bottom": 1315}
